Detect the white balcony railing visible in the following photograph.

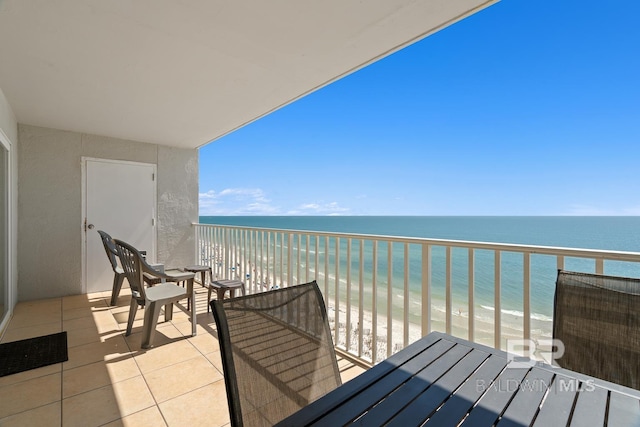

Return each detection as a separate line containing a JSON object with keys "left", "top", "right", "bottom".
{"left": 194, "top": 223, "right": 640, "bottom": 366}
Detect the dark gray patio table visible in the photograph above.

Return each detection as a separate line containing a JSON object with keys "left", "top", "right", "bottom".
{"left": 276, "top": 331, "right": 640, "bottom": 426}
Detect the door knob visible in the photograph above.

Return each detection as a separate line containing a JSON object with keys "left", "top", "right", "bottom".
{"left": 87, "top": 224, "right": 95, "bottom": 230}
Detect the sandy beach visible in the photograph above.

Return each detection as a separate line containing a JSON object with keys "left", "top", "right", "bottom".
{"left": 204, "top": 242, "right": 554, "bottom": 363}
{"left": 326, "top": 299, "right": 553, "bottom": 363}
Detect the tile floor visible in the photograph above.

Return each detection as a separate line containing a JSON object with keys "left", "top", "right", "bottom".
{"left": 0, "top": 285, "right": 366, "bottom": 426}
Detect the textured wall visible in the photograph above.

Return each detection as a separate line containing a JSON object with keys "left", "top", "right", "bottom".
{"left": 18, "top": 124, "right": 198, "bottom": 301}
{"left": 18, "top": 126, "right": 81, "bottom": 300}
{"left": 157, "top": 146, "right": 198, "bottom": 268}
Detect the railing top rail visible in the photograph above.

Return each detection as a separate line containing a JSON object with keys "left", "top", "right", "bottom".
{"left": 193, "top": 222, "right": 640, "bottom": 262}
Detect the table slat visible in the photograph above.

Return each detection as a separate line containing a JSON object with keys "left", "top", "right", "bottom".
{"left": 355, "top": 343, "right": 474, "bottom": 426}
{"left": 569, "top": 385, "right": 608, "bottom": 426}
{"left": 309, "top": 339, "right": 455, "bottom": 426}
{"left": 276, "top": 333, "right": 445, "bottom": 427}
{"left": 384, "top": 347, "right": 488, "bottom": 427}
{"left": 461, "top": 367, "right": 530, "bottom": 426}
{"left": 532, "top": 374, "right": 578, "bottom": 427}
{"left": 606, "top": 391, "right": 640, "bottom": 427}
{"left": 426, "top": 354, "right": 508, "bottom": 425}
{"left": 497, "top": 368, "right": 554, "bottom": 426}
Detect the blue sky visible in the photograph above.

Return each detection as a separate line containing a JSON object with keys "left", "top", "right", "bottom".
{"left": 199, "top": 0, "right": 640, "bottom": 216}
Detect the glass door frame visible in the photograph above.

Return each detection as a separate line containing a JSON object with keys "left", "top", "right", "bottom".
{"left": 0, "top": 128, "right": 12, "bottom": 337}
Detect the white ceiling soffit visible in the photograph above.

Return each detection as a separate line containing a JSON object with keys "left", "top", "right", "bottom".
{"left": 0, "top": 0, "right": 497, "bottom": 149}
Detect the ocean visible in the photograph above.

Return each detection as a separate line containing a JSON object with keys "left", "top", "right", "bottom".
{"left": 198, "top": 216, "right": 640, "bottom": 345}
{"left": 200, "top": 216, "right": 640, "bottom": 251}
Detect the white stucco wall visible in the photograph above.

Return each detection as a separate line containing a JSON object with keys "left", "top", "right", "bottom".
{"left": 18, "top": 124, "right": 198, "bottom": 301}
{"left": 157, "top": 146, "right": 199, "bottom": 268}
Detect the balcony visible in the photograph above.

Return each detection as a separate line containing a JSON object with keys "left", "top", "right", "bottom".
{"left": 4, "top": 1, "right": 636, "bottom": 424}
{"left": 2, "top": 223, "right": 639, "bottom": 424}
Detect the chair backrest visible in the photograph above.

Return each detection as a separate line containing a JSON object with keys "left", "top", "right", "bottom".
{"left": 553, "top": 269, "right": 640, "bottom": 389}
{"left": 97, "top": 230, "right": 119, "bottom": 272}
{"left": 211, "top": 281, "right": 342, "bottom": 427}
{"left": 113, "top": 238, "right": 148, "bottom": 303}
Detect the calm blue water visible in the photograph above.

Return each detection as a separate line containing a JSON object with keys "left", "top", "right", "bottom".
{"left": 200, "top": 216, "right": 640, "bottom": 251}
{"left": 199, "top": 216, "right": 640, "bottom": 325}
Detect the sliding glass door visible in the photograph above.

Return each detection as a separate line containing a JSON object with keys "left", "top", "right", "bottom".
{"left": 0, "top": 138, "right": 8, "bottom": 329}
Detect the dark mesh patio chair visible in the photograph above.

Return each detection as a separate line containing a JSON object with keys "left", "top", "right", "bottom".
{"left": 211, "top": 281, "right": 342, "bottom": 427}
{"left": 97, "top": 230, "right": 127, "bottom": 306}
{"left": 553, "top": 269, "right": 640, "bottom": 389}
{"left": 114, "top": 238, "right": 197, "bottom": 349}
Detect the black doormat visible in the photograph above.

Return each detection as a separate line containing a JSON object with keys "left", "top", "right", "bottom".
{"left": 0, "top": 331, "right": 68, "bottom": 377}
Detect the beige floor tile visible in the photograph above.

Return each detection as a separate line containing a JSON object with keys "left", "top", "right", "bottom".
{"left": 205, "top": 351, "right": 224, "bottom": 374}
{"left": 65, "top": 325, "right": 103, "bottom": 348}
{"left": 171, "top": 301, "right": 193, "bottom": 314}
{"left": 12, "top": 298, "right": 61, "bottom": 316}
{"left": 339, "top": 362, "right": 366, "bottom": 383}
{"left": 196, "top": 315, "right": 217, "bottom": 331}
{"left": 133, "top": 338, "right": 201, "bottom": 374}
{"left": 87, "top": 291, "right": 110, "bottom": 300}
{"left": 6, "top": 308, "right": 61, "bottom": 330}
{"left": 109, "top": 302, "right": 132, "bottom": 315}
{"left": 0, "top": 361, "right": 61, "bottom": 387}
{"left": 196, "top": 290, "right": 215, "bottom": 305}
{"left": 63, "top": 376, "right": 155, "bottom": 427}
{"left": 92, "top": 307, "right": 121, "bottom": 330}
{"left": 63, "top": 310, "right": 120, "bottom": 334}
{"left": 118, "top": 286, "right": 132, "bottom": 294}
{"left": 192, "top": 300, "right": 213, "bottom": 314}
{"left": 6, "top": 306, "right": 60, "bottom": 335}
{"left": 165, "top": 314, "right": 193, "bottom": 328}
{"left": 171, "top": 316, "right": 208, "bottom": 337}
{"left": 173, "top": 317, "right": 214, "bottom": 335}
{"left": 109, "top": 293, "right": 132, "bottom": 307}
{"left": 63, "top": 355, "right": 141, "bottom": 398}
{"left": 102, "top": 406, "right": 168, "bottom": 427}
{"left": 124, "top": 322, "right": 187, "bottom": 352}
{"left": 186, "top": 330, "right": 219, "bottom": 354}
{"left": 145, "top": 355, "right": 223, "bottom": 403}
{"left": 112, "top": 306, "right": 145, "bottom": 331}
{"left": 0, "top": 401, "right": 61, "bottom": 427}
{"left": 111, "top": 311, "right": 137, "bottom": 328}
{"left": 0, "top": 372, "right": 60, "bottom": 418}
{"left": 0, "top": 322, "right": 62, "bottom": 343}
{"left": 62, "top": 293, "right": 108, "bottom": 311}
{"left": 159, "top": 381, "right": 229, "bottom": 427}
{"left": 62, "top": 305, "right": 97, "bottom": 321}
{"left": 65, "top": 333, "right": 132, "bottom": 370}
{"left": 111, "top": 287, "right": 132, "bottom": 299}
{"left": 63, "top": 315, "right": 99, "bottom": 332}
{"left": 108, "top": 288, "right": 132, "bottom": 306}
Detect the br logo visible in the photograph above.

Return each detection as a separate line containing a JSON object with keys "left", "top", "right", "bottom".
{"left": 506, "top": 339, "right": 565, "bottom": 368}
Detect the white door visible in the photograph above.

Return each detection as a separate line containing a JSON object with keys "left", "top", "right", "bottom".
{"left": 84, "top": 158, "right": 156, "bottom": 293}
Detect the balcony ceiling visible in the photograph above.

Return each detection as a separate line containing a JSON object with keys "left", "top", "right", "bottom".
{"left": 0, "top": 0, "right": 496, "bottom": 149}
